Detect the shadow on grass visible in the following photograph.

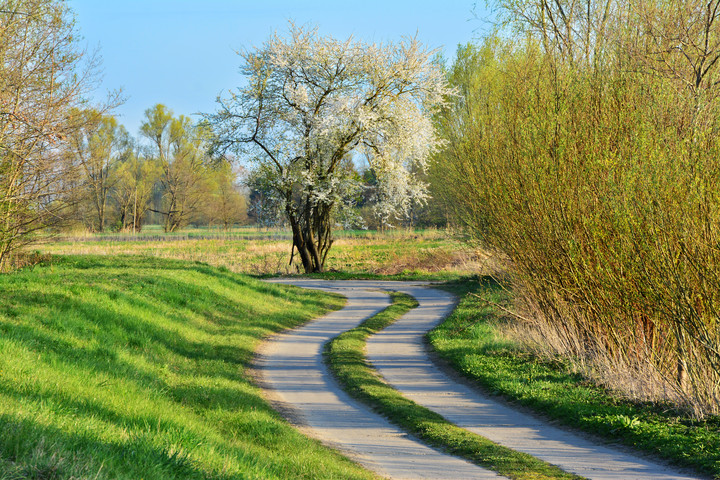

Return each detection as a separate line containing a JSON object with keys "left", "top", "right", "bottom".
{"left": 0, "top": 259, "right": 327, "bottom": 383}
{"left": 0, "top": 413, "right": 237, "bottom": 480}
{"left": 0, "top": 255, "right": 371, "bottom": 480}
{"left": 0, "top": 289, "right": 253, "bottom": 388}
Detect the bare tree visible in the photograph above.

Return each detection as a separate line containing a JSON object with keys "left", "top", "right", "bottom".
{"left": 0, "top": 0, "right": 117, "bottom": 267}
{"left": 629, "top": 0, "right": 720, "bottom": 94}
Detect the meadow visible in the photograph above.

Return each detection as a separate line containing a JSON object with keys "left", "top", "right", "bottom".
{"left": 40, "top": 227, "right": 488, "bottom": 279}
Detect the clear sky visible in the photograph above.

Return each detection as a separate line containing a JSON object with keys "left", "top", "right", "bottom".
{"left": 67, "top": 1, "right": 493, "bottom": 137}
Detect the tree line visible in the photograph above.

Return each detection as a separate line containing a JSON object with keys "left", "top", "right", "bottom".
{"left": 65, "top": 101, "right": 444, "bottom": 238}
{"left": 66, "top": 104, "right": 248, "bottom": 234}
{"left": 0, "top": 0, "right": 253, "bottom": 270}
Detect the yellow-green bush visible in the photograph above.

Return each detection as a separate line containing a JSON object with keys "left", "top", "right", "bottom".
{"left": 435, "top": 1, "right": 720, "bottom": 415}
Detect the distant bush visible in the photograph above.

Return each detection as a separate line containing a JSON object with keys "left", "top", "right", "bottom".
{"left": 436, "top": 1, "right": 720, "bottom": 416}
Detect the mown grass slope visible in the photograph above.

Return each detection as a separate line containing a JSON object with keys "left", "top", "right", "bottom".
{"left": 0, "top": 255, "right": 377, "bottom": 480}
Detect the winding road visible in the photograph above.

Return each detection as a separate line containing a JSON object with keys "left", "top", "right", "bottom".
{"left": 257, "top": 279, "right": 699, "bottom": 480}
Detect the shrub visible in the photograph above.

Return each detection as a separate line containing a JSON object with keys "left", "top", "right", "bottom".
{"left": 436, "top": 1, "right": 720, "bottom": 416}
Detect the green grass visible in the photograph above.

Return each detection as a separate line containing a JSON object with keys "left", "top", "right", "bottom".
{"left": 325, "top": 292, "right": 583, "bottom": 480}
{"left": 0, "top": 255, "right": 379, "bottom": 480}
{"left": 430, "top": 277, "right": 720, "bottom": 479}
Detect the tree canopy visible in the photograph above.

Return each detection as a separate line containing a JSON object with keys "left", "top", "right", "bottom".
{"left": 141, "top": 104, "right": 214, "bottom": 232}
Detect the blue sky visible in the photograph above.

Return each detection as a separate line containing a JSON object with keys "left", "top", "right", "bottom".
{"left": 68, "top": 1, "right": 492, "bottom": 136}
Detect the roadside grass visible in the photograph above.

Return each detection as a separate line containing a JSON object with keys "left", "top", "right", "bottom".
{"left": 431, "top": 277, "right": 720, "bottom": 479}
{"left": 38, "top": 228, "right": 487, "bottom": 279}
{"left": 0, "top": 255, "right": 379, "bottom": 480}
{"left": 325, "top": 292, "right": 583, "bottom": 480}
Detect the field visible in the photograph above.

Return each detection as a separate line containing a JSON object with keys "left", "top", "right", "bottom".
{"left": 39, "top": 228, "right": 488, "bottom": 279}
{"left": 0, "top": 255, "right": 377, "bottom": 480}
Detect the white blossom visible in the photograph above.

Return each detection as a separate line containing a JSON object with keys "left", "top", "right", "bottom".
{"left": 209, "top": 22, "right": 453, "bottom": 271}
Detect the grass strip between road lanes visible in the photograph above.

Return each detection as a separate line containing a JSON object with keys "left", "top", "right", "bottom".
{"left": 325, "top": 291, "right": 584, "bottom": 480}
{"left": 432, "top": 277, "right": 720, "bottom": 479}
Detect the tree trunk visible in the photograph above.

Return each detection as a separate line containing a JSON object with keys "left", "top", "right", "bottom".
{"left": 287, "top": 206, "right": 326, "bottom": 273}
{"left": 292, "top": 227, "right": 315, "bottom": 272}
{"left": 283, "top": 190, "right": 337, "bottom": 273}
{"left": 119, "top": 206, "right": 127, "bottom": 231}
{"left": 98, "top": 197, "right": 106, "bottom": 233}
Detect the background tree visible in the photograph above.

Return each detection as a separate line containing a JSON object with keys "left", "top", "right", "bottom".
{"left": 114, "top": 148, "right": 161, "bottom": 232}
{"left": 141, "top": 104, "right": 212, "bottom": 232}
{"left": 208, "top": 23, "right": 451, "bottom": 272}
{"left": 200, "top": 159, "right": 248, "bottom": 230}
{"left": 246, "top": 167, "right": 285, "bottom": 229}
{"left": 67, "top": 109, "right": 128, "bottom": 232}
{"left": 0, "top": 0, "right": 115, "bottom": 267}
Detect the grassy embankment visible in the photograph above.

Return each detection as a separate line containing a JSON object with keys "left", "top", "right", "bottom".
{"left": 31, "top": 230, "right": 720, "bottom": 476}
{"left": 325, "top": 292, "right": 583, "bottom": 480}
{"left": 0, "top": 255, "right": 378, "bottom": 480}
{"left": 39, "top": 228, "right": 485, "bottom": 280}
{"left": 430, "top": 278, "right": 720, "bottom": 479}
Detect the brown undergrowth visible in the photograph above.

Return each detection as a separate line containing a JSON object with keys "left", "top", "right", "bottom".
{"left": 501, "top": 286, "right": 718, "bottom": 417}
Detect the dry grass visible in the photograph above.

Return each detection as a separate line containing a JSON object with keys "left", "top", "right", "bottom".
{"left": 0, "top": 251, "right": 53, "bottom": 273}
{"left": 328, "top": 236, "right": 490, "bottom": 276}
{"left": 500, "top": 291, "right": 697, "bottom": 412}
{"left": 35, "top": 229, "right": 488, "bottom": 278}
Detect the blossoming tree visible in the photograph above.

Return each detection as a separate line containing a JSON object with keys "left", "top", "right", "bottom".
{"left": 209, "top": 23, "right": 451, "bottom": 273}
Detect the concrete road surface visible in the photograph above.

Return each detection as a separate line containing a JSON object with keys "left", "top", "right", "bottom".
{"left": 257, "top": 279, "right": 502, "bottom": 479}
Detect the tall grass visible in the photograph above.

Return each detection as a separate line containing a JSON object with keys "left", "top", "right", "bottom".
{"left": 436, "top": 2, "right": 720, "bottom": 415}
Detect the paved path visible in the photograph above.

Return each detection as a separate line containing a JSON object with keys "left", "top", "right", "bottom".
{"left": 258, "top": 280, "right": 501, "bottom": 480}
{"left": 366, "top": 284, "right": 698, "bottom": 480}
{"left": 260, "top": 279, "right": 699, "bottom": 480}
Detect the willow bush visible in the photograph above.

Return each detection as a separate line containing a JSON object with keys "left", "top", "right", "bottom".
{"left": 435, "top": 1, "right": 720, "bottom": 415}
